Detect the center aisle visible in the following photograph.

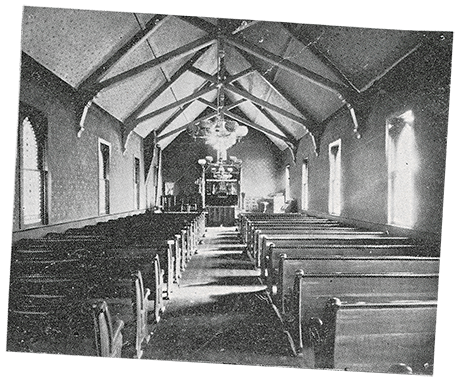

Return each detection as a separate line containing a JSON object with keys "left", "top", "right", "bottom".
{"left": 142, "top": 226, "right": 314, "bottom": 368}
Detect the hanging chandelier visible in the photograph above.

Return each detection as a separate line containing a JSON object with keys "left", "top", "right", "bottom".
{"left": 186, "top": 39, "right": 248, "bottom": 151}
{"left": 186, "top": 115, "right": 248, "bottom": 151}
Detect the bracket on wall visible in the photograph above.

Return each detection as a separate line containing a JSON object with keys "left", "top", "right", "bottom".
{"left": 312, "top": 133, "right": 321, "bottom": 156}
{"left": 121, "top": 121, "right": 136, "bottom": 154}
{"left": 74, "top": 86, "right": 100, "bottom": 138}
{"left": 286, "top": 141, "right": 299, "bottom": 163}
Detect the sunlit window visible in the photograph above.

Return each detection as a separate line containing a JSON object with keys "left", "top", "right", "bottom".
{"left": 285, "top": 165, "right": 291, "bottom": 202}
{"left": 301, "top": 159, "right": 309, "bottom": 210}
{"left": 20, "top": 117, "right": 42, "bottom": 225}
{"left": 329, "top": 139, "right": 342, "bottom": 215}
{"left": 134, "top": 156, "right": 141, "bottom": 210}
{"left": 387, "top": 110, "right": 418, "bottom": 228}
{"left": 99, "top": 140, "right": 111, "bottom": 215}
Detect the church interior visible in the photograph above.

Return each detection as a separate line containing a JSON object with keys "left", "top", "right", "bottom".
{"left": 3, "top": 3, "right": 458, "bottom": 382}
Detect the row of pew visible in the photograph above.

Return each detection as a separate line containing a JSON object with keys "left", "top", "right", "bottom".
{"left": 240, "top": 212, "right": 440, "bottom": 375}
{"left": 7, "top": 211, "right": 206, "bottom": 359}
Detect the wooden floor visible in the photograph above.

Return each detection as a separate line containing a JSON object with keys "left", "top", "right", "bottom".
{"left": 142, "top": 226, "right": 314, "bottom": 369}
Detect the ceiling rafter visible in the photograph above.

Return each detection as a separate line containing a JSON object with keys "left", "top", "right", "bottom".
{"left": 224, "top": 34, "right": 354, "bottom": 100}
{"left": 157, "top": 110, "right": 219, "bottom": 141}
{"left": 231, "top": 20, "right": 260, "bottom": 35}
{"left": 280, "top": 22, "right": 359, "bottom": 93}
{"left": 133, "top": 84, "right": 218, "bottom": 126}
{"left": 177, "top": 16, "right": 218, "bottom": 35}
{"left": 224, "top": 83, "right": 311, "bottom": 128}
{"left": 223, "top": 110, "right": 291, "bottom": 143}
{"left": 78, "top": 14, "right": 169, "bottom": 91}
{"left": 233, "top": 46, "right": 319, "bottom": 133}
{"left": 197, "top": 98, "right": 246, "bottom": 111}
{"left": 154, "top": 80, "right": 215, "bottom": 136}
{"left": 124, "top": 47, "right": 210, "bottom": 126}
{"left": 155, "top": 102, "right": 194, "bottom": 136}
{"left": 252, "top": 102, "right": 298, "bottom": 144}
{"left": 225, "top": 68, "right": 256, "bottom": 83}
{"left": 188, "top": 66, "right": 218, "bottom": 83}
{"left": 96, "top": 36, "right": 217, "bottom": 91}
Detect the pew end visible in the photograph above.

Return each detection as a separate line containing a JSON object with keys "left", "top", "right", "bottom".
{"left": 311, "top": 298, "right": 437, "bottom": 375}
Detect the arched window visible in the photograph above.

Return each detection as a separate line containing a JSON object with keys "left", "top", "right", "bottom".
{"left": 18, "top": 105, "right": 48, "bottom": 227}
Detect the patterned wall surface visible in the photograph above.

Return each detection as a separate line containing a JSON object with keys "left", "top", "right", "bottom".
{"left": 14, "top": 56, "right": 146, "bottom": 231}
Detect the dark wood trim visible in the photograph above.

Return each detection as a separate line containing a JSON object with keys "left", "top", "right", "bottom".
{"left": 177, "top": 16, "right": 218, "bottom": 35}
{"left": 157, "top": 111, "right": 219, "bottom": 141}
{"left": 223, "top": 110, "right": 290, "bottom": 143}
{"left": 225, "top": 68, "right": 255, "bottom": 83}
{"left": 97, "top": 36, "right": 216, "bottom": 91}
{"left": 133, "top": 84, "right": 218, "bottom": 125}
{"left": 188, "top": 66, "right": 218, "bottom": 83}
{"left": 225, "top": 35, "right": 351, "bottom": 99}
{"left": 225, "top": 83, "right": 310, "bottom": 127}
{"left": 78, "top": 14, "right": 169, "bottom": 90}
{"left": 124, "top": 47, "right": 211, "bottom": 125}
{"left": 281, "top": 22, "right": 358, "bottom": 92}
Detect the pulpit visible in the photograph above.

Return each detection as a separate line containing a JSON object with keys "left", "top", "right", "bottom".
{"left": 200, "top": 157, "right": 241, "bottom": 226}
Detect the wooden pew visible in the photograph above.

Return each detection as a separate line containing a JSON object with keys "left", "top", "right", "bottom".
{"left": 291, "top": 271, "right": 439, "bottom": 354}
{"left": 310, "top": 298, "right": 437, "bottom": 374}
{"left": 264, "top": 242, "right": 437, "bottom": 297}
{"left": 13, "top": 238, "right": 165, "bottom": 324}
{"left": 257, "top": 234, "right": 415, "bottom": 269}
{"left": 254, "top": 229, "right": 390, "bottom": 268}
{"left": 275, "top": 256, "right": 440, "bottom": 313}
{"left": 239, "top": 212, "right": 327, "bottom": 242}
{"left": 243, "top": 218, "right": 342, "bottom": 246}
{"left": 8, "top": 251, "right": 151, "bottom": 359}
{"left": 7, "top": 298, "right": 124, "bottom": 358}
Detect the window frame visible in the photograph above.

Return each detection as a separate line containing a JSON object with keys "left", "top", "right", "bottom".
{"left": 328, "top": 139, "right": 342, "bottom": 216}
{"left": 285, "top": 165, "right": 291, "bottom": 202}
{"left": 386, "top": 110, "right": 417, "bottom": 228}
{"left": 17, "top": 104, "right": 49, "bottom": 228}
{"left": 301, "top": 159, "right": 309, "bottom": 211}
{"left": 134, "top": 156, "right": 141, "bottom": 210}
{"left": 98, "top": 138, "right": 111, "bottom": 215}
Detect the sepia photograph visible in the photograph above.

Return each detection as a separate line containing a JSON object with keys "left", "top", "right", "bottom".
{"left": 1, "top": 1, "right": 458, "bottom": 381}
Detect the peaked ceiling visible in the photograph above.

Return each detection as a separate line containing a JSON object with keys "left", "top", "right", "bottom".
{"left": 21, "top": 6, "right": 446, "bottom": 153}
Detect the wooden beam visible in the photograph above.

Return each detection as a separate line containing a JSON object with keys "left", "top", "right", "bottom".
{"left": 133, "top": 84, "right": 218, "bottom": 125}
{"left": 280, "top": 22, "right": 358, "bottom": 92}
{"left": 231, "top": 20, "right": 260, "bottom": 35}
{"left": 177, "top": 16, "right": 218, "bottom": 35}
{"left": 155, "top": 81, "right": 214, "bottom": 135}
{"left": 225, "top": 35, "right": 352, "bottom": 99}
{"left": 223, "top": 110, "right": 290, "bottom": 143}
{"left": 224, "top": 83, "right": 310, "bottom": 127}
{"left": 124, "top": 47, "right": 210, "bottom": 125}
{"left": 231, "top": 47, "right": 319, "bottom": 130}
{"left": 197, "top": 98, "right": 246, "bottom": 111}
{"left": 197, "top": 98, "right": 216, "bottom": 109}
{"left": 225, "top": 67, "right": 255, "bottom": 83}
{"left": 78, "top": 14, "right": 169, "bottom": 91}
{"left": 97, "top": 36, "right": 216, "bottom": 91}
{"left": 253, "top": 102, "right": 298, "bottom": 143}
{"left": 157, "top": 111, "right": 219, "bottom": 141}
{"left": 155, "top": 103, "right": 193, "bottom": 136}
{"left": 188, "top": 66, "right": 218, "bottom": 83}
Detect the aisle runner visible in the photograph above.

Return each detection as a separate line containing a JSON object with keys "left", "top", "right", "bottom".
{"left": 142, "top": 227, "right": 313, "bottom": 368}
